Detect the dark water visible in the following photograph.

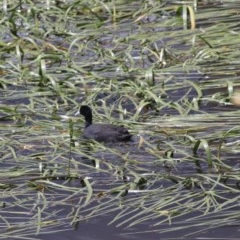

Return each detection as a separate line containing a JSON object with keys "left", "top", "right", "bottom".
{"left": 39, "top": 214, "right": 239, "bottom": 240}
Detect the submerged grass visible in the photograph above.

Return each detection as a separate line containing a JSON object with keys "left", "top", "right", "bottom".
{"left": 0, "top": 0, "right": 240, "bottom": 239}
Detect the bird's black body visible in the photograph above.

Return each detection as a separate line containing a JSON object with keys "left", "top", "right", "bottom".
{"left": 79, "top": 105, "right": 131, "bottom": 142}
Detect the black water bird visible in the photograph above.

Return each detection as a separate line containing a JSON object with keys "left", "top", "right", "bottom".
{"left": 78, "top": 105, "right": 131, "bottom": 142}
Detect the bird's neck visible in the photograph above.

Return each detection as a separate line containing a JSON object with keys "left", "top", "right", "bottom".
{"left": 85, "top": 117, "right": 92, "bottom": 128}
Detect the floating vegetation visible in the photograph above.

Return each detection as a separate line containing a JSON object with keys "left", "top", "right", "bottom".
{"left": 0, "top": 0, "right": 240, "bottom": 239}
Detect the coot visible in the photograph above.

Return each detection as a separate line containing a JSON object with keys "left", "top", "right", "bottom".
{"left": 78, "top": 105, "right": 131, "bottom": 142}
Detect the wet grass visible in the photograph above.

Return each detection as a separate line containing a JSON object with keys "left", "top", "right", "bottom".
{"left": 0, "top": 0, "right": 240, "bottom": 239}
